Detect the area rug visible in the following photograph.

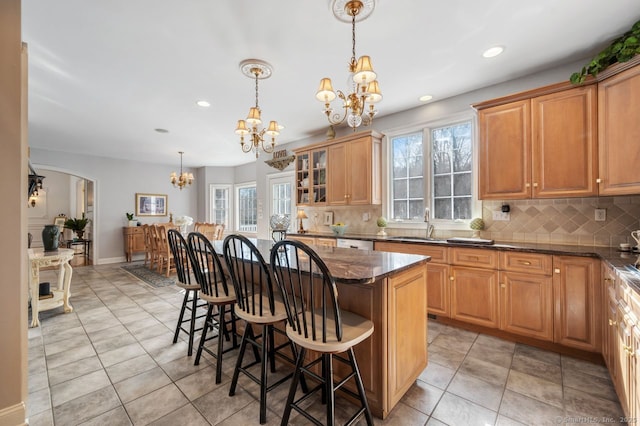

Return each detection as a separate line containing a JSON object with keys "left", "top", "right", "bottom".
{"left": 121, "top": 263, "right": 176, "bottom": 288}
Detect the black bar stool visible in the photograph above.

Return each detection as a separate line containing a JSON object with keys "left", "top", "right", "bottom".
{"left": 271, "top": 239, "right": 374, "bottom": 426}
{"left": 167, "top": 229, "right": 206, "bottom": 356}
{"left": 187, "top": 232, "right": 239, "bottom": 383}
{"left": 223, "top": 234, "right": 302, "bottom": 424}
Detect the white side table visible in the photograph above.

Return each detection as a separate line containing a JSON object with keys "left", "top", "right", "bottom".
{"left": 28, "top": 248, "right": 74, "bottom": 327}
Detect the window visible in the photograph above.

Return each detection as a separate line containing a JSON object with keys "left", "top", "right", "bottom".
{"left": 388, "top": 118, "right": 475, "bottom": 224}
{"left": 269, "top": 174, "right": 294, "bottom": 231}
{"left": 210, "top": 185, "right": 230, "bottom": 228}
{"left": 236, "top": 183, "right": 257, "bottom": 232}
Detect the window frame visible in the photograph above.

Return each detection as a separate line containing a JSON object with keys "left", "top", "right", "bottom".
{"left": 382, "top": 112, "right": 480, "bottom": 231}
{"left": 235, "top": 181, "right": 258, "bottom": 234}
{"left": 267, "top": 171, "right": 295, "bottom": 233}
{"left": 209, "top": 184, "right": 232, "bottom": 229}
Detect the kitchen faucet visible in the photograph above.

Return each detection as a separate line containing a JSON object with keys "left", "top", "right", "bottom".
{"left": 424, "top": 207, "right": 434, "bottom": 238}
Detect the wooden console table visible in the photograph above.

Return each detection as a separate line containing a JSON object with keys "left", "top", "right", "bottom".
{"left": 123, "top": 226, "right": 145, "bottom": 262}
{"left": 28, "top": 248, "right": 74, "bottom": 327}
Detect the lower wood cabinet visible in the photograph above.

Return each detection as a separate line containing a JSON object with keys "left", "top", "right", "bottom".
{"left": 450, "top": 265, "right": 499, "bottom": 328}
{"left": 500, "top": 271, "right": 553, "bottom": 341}
{"left": 553, "top": 255, "right": 600, "bottom": 351}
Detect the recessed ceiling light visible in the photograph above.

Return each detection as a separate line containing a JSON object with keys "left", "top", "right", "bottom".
{"left": 419, "top": 95, "right": 433, "bottom": 102}
{"left": 196, "top": 100, "right": 211, "bottom": 107}
{"left": 154, "top": 128, "right": 169, "bottom": 133}
{"left": 482, "top": 46, "right": 504, "bottom": 58}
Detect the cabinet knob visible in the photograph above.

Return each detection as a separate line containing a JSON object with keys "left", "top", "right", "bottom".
{"left": 500, "top": 283, "right": 506, "bottom": 288}
{"left": 449, "top": 276, "right": 454, "bottom": 281}
{"left": 533, "top": 183, "right": 538, "bottom": 188}
{"left": 596, "top": 178, "right": 602, "bottom": 183}
{"left": 525, "top": 183, "right": 531, "bottom": 188}
{"left": 609, "top": 319, "right": 617, "bottom": 326}
{"left": 554, "top": 268, "right": 561, "bottom": 274}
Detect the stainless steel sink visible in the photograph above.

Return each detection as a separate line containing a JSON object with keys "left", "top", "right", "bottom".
{"left": 387, "top": 236, "right": 445, "bottom": 243}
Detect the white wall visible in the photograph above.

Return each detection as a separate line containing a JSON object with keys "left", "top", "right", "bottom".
{"left": 30, "top": 149, "right": 198, "bottom": 263}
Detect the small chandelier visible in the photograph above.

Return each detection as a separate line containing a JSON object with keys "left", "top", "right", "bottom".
{"left": 316, "top": 0, "right": 382, "bottom": 131}
{"left": 235, "top": 59, "right": 280, "bottom": 158}
{"left": 170, "top": 151, "right": 194, "bottom": 190}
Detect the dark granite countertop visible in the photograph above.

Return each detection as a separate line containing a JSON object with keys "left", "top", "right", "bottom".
{"left": 289, "top": 232, "right": 640, "bottom": 292}
{"left": 212, "top": 238, "right": 429, "bottom": 285}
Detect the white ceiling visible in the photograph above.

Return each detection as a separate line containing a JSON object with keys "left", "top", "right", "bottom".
{"left": 22, "top": 0, "right": 639, "bottom": 168}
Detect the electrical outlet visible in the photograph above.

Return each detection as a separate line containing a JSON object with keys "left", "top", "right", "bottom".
{"left": 595, "top": 208, "right": 606, "bottom": 222}
{"left": 362, "top": 212, "right": 370, "bottom": 221}
{"left": 492, "top": 211, "right": 510, "bottom": 221}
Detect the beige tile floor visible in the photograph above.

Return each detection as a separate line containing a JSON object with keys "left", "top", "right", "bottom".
{"left": 27, "top": 263, "right": 626, "bottom": 425}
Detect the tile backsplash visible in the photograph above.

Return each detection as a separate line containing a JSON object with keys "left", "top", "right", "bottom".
{"left": 299, "top": 196, "right": 640, "bottom": 248}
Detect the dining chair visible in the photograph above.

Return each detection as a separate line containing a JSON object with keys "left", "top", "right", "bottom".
{"left": 148, "top": 224, "right": 161, "bottom": 271}
{"left": 213, "top": 223, "right": 225, "bottom": 240}
{"left": 194, "top": 222, "right": 216, "bottom": 241}
{"left": 223, "top": 234, "right": 302, "bottom": 424}
{"left": 167, "top": 229, "right": 207, "bottom": 356}
{"left": 187, "top": 232, "right": 239, "bottom": 383}
{"left": 271, "top": 239, "right": 374, "bottom": 426}
{"left": 141, "top": 224, "right": 153, "bottom": 268}
{"left": 156, "top": 223, "right": 177, "bottom": 277}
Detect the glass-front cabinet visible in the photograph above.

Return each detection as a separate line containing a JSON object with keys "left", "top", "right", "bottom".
{"left": 296, "top": 148, "right": 327, "bottom": 205}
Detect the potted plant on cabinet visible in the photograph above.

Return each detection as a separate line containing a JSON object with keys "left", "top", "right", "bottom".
{"left": 126, "top": 212, "right": 137, "bottom": 227}
{"left": 64, "top": 213, "right": 89, "bottom": 240}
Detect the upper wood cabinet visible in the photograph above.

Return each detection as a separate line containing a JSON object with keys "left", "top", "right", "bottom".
{"left": 294, "top": 131, "right": 382, "bottom": 207}
{"left": 295, "top": 148, "right": 327, "bottom": 206}
{"left": 476, "top": 83, "right": 598, "bottom": 199}
{"left": 597, "top": 61, "right": 640, "bottom": 195}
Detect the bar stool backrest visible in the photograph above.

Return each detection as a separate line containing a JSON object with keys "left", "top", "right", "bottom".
{"left": 270, "top": 239, "right": 342, "bottom": 343}
{"left": 187, "top": 232, "right": 230, "bottom": 298}
{"left": 223, "top": 234, "right": 275, "bottom": 317}
{"left": 167, "top": 229, "right": 193, "bottom": 285}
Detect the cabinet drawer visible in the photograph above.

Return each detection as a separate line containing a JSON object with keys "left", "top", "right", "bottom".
{"left": 500, "top": 252, "right": 552, "bottom": 275}
{"left": 374, "top": 242, "right": 448, "bottom": 263}
{"left": 451, "top": 248, "right": 498, "bottom": 269}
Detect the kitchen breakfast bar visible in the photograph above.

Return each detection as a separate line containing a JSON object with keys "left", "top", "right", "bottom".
{"left": 213, "top": 239, "right": 431, "bottom": 419}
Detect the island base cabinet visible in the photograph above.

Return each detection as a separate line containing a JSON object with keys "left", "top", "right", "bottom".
{"left": 553, "top": 256, "right": 600, "bottom": 352}
{"left": 500, "top": 271, "right": 553, "bottom": 341}
{"left": 386, "top": 265, "right": 428, "bottom": 409}
{"left": 451, "top": 266, "right": 499, "bottom": 328}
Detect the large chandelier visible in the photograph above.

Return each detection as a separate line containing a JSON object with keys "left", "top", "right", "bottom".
{"left": 170, "top": 151, "right": 194, "bottom": 190}
{"left": 235, "top": 59, "right": 280, "bottom": 158}
{"left": 316, "top": 0, "right": 382, "bottom": 131}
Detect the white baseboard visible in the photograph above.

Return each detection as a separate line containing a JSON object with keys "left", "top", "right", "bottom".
{"left": 0, "top": 402, "right": 26, "bottom": 426}
{"left": 96, "top": 256, "right": 128, "bottom": 265}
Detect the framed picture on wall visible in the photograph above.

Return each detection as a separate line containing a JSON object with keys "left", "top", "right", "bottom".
{"left": 135, "top": 193, "right": 168, "bottom": 217}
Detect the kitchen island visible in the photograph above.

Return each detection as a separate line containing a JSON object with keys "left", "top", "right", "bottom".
{"left": 213, "top": 238, "right": 430, "bottom": 419}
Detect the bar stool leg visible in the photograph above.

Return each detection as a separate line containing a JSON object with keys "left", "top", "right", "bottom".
{"left": 325, "top": 353, "right": 335, "bottom": 426}
{"left": 259, "top": 324, "right": 269, "bottom": 424}
{"left": 194, "top": 304, "right": 213, "bottom": 365}
{"left": 280, "top": 347, "right": 306, "bottom": 426}
{"left": 349, "top": 348, "right": 374, "bottom": 425}
{"left": 173, "top": 290, "right": 190, "bottom": 344}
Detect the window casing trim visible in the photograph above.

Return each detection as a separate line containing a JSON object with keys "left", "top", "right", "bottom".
{"left": 381, "top": 112, "right": 480, "bottom": 231}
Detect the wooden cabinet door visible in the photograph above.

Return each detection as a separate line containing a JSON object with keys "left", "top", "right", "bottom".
{"left": 315, "top": 237, "right": 336, "bottom": 247}
{"left": 616, "top": 303, "right": 633, "bottom": 415}
{"left": 450, "top": 266, "right": 499, "bottom": 328}
{"left": 478, "top": 100, "right": 531, "bottom": 199}
{"left": 553, "top": 256, "right": 600, "bottom": 351}
{"left": 598, "top": 64, "right": 640, "bottom": 195}
{"left": 327, "top": 143, "right": 348, "bottom": 205}
{"left": 426, "top": 263, "right": 450, "bottom": 317}
{"left": 531, "top": 86, "right": 598, "bottom": 198}
{"left": 348, "top": 136, "right": 373, "bottom": 205}
{"left": 500, "top": 271, "right": 553, "bottom": 341}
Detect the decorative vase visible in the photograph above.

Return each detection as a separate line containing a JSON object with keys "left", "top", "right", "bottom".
{"left": 128, "top": 220, "right": 137, "bottom": 227}
{"left": 42, "top": 224, "right": 60, "bottom": 252}
{"left": 75, "top": 230, "right": 85, "bottom": 240}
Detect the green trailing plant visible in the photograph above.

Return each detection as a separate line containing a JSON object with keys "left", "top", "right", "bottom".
{"left": 64, "top": 213, "right": 89, "bottom": 232}
{"left": 126, "top": 212, "right": 134, "bottom": 220}
{"left": 570, "top": 19, "right": 640, "bottom": 84}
